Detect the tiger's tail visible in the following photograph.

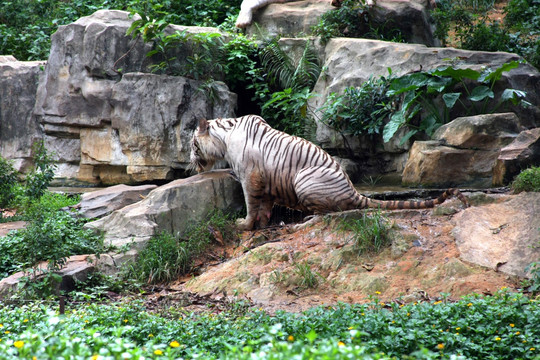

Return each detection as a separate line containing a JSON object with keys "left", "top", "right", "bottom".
{"left": 355, "top": 188, "right": 469, "bottom": 210}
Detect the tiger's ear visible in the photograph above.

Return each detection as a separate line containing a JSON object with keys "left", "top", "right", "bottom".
{"left": 198, "top": 118, "right": 209, "bottom": 135}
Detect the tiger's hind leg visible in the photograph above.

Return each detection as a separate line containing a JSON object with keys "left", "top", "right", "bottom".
{"left": 293, "top": 166, "right": 358, "bottom": 214}
{"left": 236, "top": 169, "right": 273, "bottom": 231}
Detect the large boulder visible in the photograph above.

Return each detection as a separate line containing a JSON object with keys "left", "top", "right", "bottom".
{"left": 0, "top": 56, "right": 46, "bottom": 172}
{"left": 402, "top": 113, "right": 522, "bottom": 187}
{"left": 77, "top": 184, "right": 158, "bottom": 219}
{"left": 493, "top": 128, "right": 540, "bottom": 185}
{"left": 247, "top": 0, "right": 438, "bottom": 46}
{"left": 305, "top": 38, "right": 540, "bottom": 174}
{"left": 247, "top": 0, "right": 334, "bottom": 37}
{"left": 84, "top": 170, "right": 244, "bottom": 268}
{"left": 453, "top": 192, "right": 540, "bottom": 278}
{"left": 32, "top": 10, "right": 236, "bottom": 185}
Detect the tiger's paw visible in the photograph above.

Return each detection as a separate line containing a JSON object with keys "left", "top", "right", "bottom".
{"left": 236, "top": 217, "right": 254, "bottom": 231}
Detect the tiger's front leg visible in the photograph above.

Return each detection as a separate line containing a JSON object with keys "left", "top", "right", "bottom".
{"left": 236, "top": 168, "right": 269, "bottom": 231}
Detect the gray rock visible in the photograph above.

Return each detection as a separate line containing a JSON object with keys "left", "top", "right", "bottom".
{"left": 84, "top": 169, "right": 243, "bottom": 254}
{"left": 402, "top": 113, "right": 522, "bottom": 187}
{"left": 306, "top": 38, "right": 540, "bottom": 173}
{"left": 78, "top": 184, "right": 158, "bottom": 219}
{"left": 453, "top": 192, "right": 540, "bottom": 278}
{"left": 493, "top": 128, "right": 540, "bottom": 185}
{"left": 0, "top": 56, "right": 46, "bottom": 173}
{"left": 31, "top": 10, "right": 236, "bottom": 185}
{"left": 247, "top": 0, "right": 334, "bottom": 37}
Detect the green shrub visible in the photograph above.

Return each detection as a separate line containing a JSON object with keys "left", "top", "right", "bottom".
{"left": 124, "top": 210, "right": 237, "bottom": 284}
{"left": 319, "top": 71, "right": 395, "bottom": 137}
{"left": 0, "top": 0, "right": 241, "bottom": 61}
{"left": 0, "top": 207, "right": 104, "bottom": 280}
{"left": 382, "top": 61, "right": 529, "bottom": 144}
{"left": 0, "top": 156, "right": 18, "bottom": 208}
{"left": 511, "top": 166, "right": 540, "bottom": 193}
{"left": 312, "top": 0, "right": 404, "bottom": 44}
{"left": 431, "top": 0, "right": 540, "bottom": 69}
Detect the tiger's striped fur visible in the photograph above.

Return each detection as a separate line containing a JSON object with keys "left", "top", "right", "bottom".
{"left": 190, "top": 115, "right": 469, "bottom": 230}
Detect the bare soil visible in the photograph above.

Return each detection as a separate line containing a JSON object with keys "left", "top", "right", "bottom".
{"left": 146, "top": 194, "right": 521, "bottom": 314}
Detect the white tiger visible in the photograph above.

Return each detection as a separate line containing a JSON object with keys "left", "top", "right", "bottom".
{"left": 190, "top": 115, "right": 468, "bottom": 230}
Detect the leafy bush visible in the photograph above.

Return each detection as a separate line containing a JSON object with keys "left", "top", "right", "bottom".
{"left": 124, "top": 210, "right": 237, "bottom": 284}
{"left": 255, "top": 38, "right": 321, "bottom": 136}
{"left": 0, "top": 289, "right": 538, "bottom": 359}
{"left": 431, "top": 0, "right": 540, "bottom": 69}
{"left": 382, "top": 61, "right": 529, "bottom": 144}
{"left": 24, "top": 141, "right": 56, "bottom": 201}
{"left": 0, "top": 205, "right": 104, "bottom": 280}
{"left": 312, "top": 0, "right": 404, "bottom": 44}
{"left": 511, "top": 166, "right": 540, "bottom": 193}
{"left": 319, "top": 71, "right": 395, "bottom": 137}
{"left": 0, "top": 156, "right": 18, "bottom": 208}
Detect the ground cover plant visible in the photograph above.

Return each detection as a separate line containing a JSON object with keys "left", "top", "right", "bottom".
{"left": 0, "top": 289, "right": 538, "bottom": 359}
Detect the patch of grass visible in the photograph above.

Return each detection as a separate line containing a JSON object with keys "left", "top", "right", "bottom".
{"left": 511, "top": 166, "right": 540, "bottom": 193}
{"left": 124, "top": 210, "right": 237, "bottom": 284}
{"left": 336, "top": 210, "right": 393, "bottom": 256}
{"left": 294, "top": 261, "right": 323, "bottom": 289}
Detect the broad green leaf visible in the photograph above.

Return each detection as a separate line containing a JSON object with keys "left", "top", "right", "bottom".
{"left": 383, "top": 112, "right": 405, "bottom": 143}
{"left": 501, "top": 88, "right": 526, "bottom": 105}
{"left": 442, "top": 92, "right": 461, "bottom": 109}
{"left": 479, "top": 60, "right": 520, "bottom": 83}
{"left": 420, "top": 114, "right": 439, "bottom": 136}
{"left": 426, "top": 76, "right": 453, "bottom": 93}
{"left": 468, "top": 86, "right": 494, "bottom": 102}
{"left": 399, "top": 129, "right": 418, "bottom": 145}
{"left": 387, "top": 73, "right": 429, "bottom": 96}
{"left": 430, "top": 66, "right": 480, "bottom": 81}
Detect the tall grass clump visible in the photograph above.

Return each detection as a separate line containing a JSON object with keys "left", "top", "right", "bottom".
{"left": 336, "top": 210, "right": 393, "bottom": 255}
{"left": 124, "top": 210, "right": 237, "bottom": 284}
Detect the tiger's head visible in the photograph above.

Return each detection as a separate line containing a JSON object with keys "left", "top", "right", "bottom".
{"left": 189, "top": 118, "right": 225, "bottom": 173}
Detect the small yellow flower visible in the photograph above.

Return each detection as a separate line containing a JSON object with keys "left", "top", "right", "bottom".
{"left": 523, "top": 340, "right": 528, "bottom": 344}
{"left": 433, "top": 301, "right": 442, "bottom": 305}
{"left": 154, "top": 349, "right": 163, "bottom": 355}
{"left": 91, "top": 355, "right": 100, "bottom": 360}
{"left": 33, "top": 357, "right": 37, "bottom": 360}
{"left": 0, "top": 324, "right": 3, "bottom": 328}
{"left": 148, "top": 334, "right": 154, "bottom": 337}
{"left": 14, "top": 340, "right": 24, "bottom": 349}
{"left": 501, "top": 286, "right": 507, "bottom": 290}
{"left": 380, "top": 302, "right": 385, "bottom": 306}
{"left": 123, "top": 319, "right": 128, "bottom": 323}
{"left": 467, "top": 303, "right": 473, "bottom": 307}
{"left": 407, "top": 313, "right": 410, "bottom": 316}
{"left": 338, "top": 341, "right": 346, "bottom": 347}
{"left": 456, "top": 327, "right": 461, "bottom": 331}
{"left": 515, "top": 331, "right": 520, "bottom": 335}
{"left": 4, "top": 331, "right": 10, "bottom": 334}
{"left": 170, "top": 341, "right": 180, "bottom": 348}
{"left": 495, "top": 337, "right": 502, "bottom": 341}
{"left": 510, "top": 324, "right": 515, "bottom": 328}
{"left": 437, "top": 343, "right": 445, "bottom": 350}
{"left": 530, "top": 348, "right": 536, "bottom": 351}
{"left": 23, "top": 319, "right": 28, "bottom": 323}
{"left": 288, "top": 335, "right": 295, "bottom": 342}
{"left": 361, "top": 313, "right": 365, "bottom": 316}
{"left": 348, "top": 326, "right": 354, "bottom": 330}
{"left": 375, "top": 291, "right": 381, "bottom": 295}
{"left": 391, "top": 321, "right": 395, "bottom": 324}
